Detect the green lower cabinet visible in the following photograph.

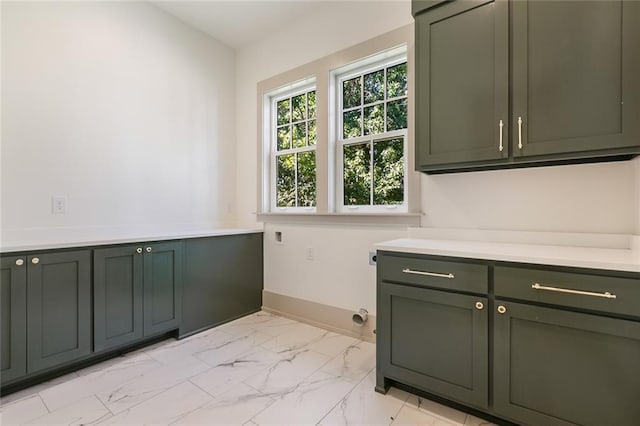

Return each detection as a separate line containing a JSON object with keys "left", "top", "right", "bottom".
{"left": 1, "top": 256, "right": 27, "bottom": 383}
{"left": 94, "top": 242, "right": 183, "bottom": 352}
{"left": 143, "top": 241, "right": 182, "bottom": 336}
{"left": 377, "top": 282, "right": 489, "bottom": 409}
{"left": 493, "top": 301, "right": 640, "bottom": 426}
{"left": 179, "top": 234, "right": 263, "bottom": 337}
{"left": 93, "top": 246, "right": 144, "bottom": 352}
{"left": 26, "top": 251, "right": 92, "bottom": 374}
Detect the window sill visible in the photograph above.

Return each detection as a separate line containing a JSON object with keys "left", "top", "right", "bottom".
{"left": 256, "top": 212, "right": 422, "bottom": 226}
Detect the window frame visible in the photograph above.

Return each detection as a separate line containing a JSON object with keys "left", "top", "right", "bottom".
{"left": 334, "top": 53, "right": 409, "bottom": 213}
{"left": 266, "top": 82, "right": 318, "bottom": 213}
{"left": 256, "top": 25, "right": 419, "bottom": 225}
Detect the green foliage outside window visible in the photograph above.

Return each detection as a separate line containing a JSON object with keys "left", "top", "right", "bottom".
{"left": 343, "top": 138, "right": 404, "bottom": 206}
{"left": 343, "top": 144, "right": 371, "bottom": 205}
{"left": 341, "top": 61, "right": 407, "bottom": 207}
{"left": 275, "top": 89, "right": 317, "bottom": 208}
{"left": 373, "top": 138, "right": 404, "bottom": 205}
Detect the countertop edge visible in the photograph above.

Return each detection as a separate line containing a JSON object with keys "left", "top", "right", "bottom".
{"left": 0, "top": 228, "right": 264, "bottom": 254}
{"left": 375, "top": 238, "right": 640, "bottom": 274}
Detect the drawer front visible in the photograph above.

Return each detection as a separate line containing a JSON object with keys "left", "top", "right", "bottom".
{"left": 494, "top": 266, "right": 640, "bottom": 319}
{"left": 378, "top": 253, "right": 488, "bottom": 294}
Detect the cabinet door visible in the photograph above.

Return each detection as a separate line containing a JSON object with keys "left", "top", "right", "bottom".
{"left": 179, "top": 233, "right": 263, "bottom": 337}
{"left": 1, "top": 256, "right": 27, "bottom": 383}
{"left": 512, "top": 0, "right": 640, "bottom": 158}
{"left": 143, "top": 241, "right": 182, "bottom": 336}
{"left": 415, "top": 0, "right": 509, "bottom": 169}
{"left": 493, "top": 301, "right": 640, "bottom": 426}
{"left": 377, "top": 282, "right": 488, "bottom": 408}
{"left": 93, "top": 246, "right": 144, "bottom": 352}
{"left": 26, "top": 250, "right": 91, "bottom": 373}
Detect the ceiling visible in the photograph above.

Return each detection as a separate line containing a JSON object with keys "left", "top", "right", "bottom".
{"left": 152, "top": 1, "right": 333, "bottom": 49}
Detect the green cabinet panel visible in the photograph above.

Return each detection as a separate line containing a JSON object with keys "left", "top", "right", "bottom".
{"left": 94, "top": 241, "right": 182, "bottom": 349}
{"left": 377, "top": 280, "right": 489, "bottom": 409}
{"left": 93, "top": 246, "right": 144, "bottom": 352}
{"left": 494, "top": 266, "right": 640, "bottom": 319}
{"left": 143, "top": 241, "right": 182, "bottom": 336}
{"left": 3, "top": 234, "right": 259, "bottom": 392}
{"left": 493, "top": 301, "right": 640, "bottom": 426}
{"left": 26, "top": 250, "right": 91, "bottom": 374}
{"left": 378, "top": 252, "right": 488, "bottom": 294}
{"left": 413, "top": 0, "right": 640, "bottom": 173}
{"left": 179, "top": 233, "right": 263, "bottom": 337}
{"left": 377, "top": 250, "right": 640, "bottom": 426}
{"left": 415, "top": 0, "right": 509, "bottom": 167}
{"left": 1, "top": 256, "right": 27, "bottom": 383}
{"left": 512, "top": 0, "right": 640, "bottom": 158}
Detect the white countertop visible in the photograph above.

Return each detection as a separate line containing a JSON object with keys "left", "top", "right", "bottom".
{"left": 0, "top": 228, "right": 263, "bottom": 253}
{"left": 375, "top": 237, "right": 640, "bottom": 273}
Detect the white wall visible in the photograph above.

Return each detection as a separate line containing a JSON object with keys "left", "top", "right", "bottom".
{"left": 236, "top": 1, "right": 412, "bottom": 312}
{"left": 236, "top": 1, "right": 639, "bottom": 316}
{"left": 236, "top": 1, "right": 414, "bottom": 228}
{"left": 236, "top": 1, "right": 413, "bottom": 315}
{"left": 263, "top": 223, "right": 405, "bottom": 313}
{"left": 421, "top": 160, "right": 637, "bottom": 234}
{"left": 1, "top": 1, "right": 237, "bottom": 238}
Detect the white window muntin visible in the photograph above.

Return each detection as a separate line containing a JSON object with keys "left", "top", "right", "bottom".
{"left": 335, "top": 54, "right": 408, "bottom": 212}
{"left": 269, "top": 83, "right": 317, "bottom": 212}
{"left": 337, "top": 55, "right": 408, "bottom": 129}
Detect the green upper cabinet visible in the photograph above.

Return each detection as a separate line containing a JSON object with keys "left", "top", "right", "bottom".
{"left": 415, "top": 0, "right": 509, "bottom": 168}
{"left": 414, "top": 0, "right": 640, "bottom": 172}
{"left": 512, "top": 0, "right": 640, "bottom": 158}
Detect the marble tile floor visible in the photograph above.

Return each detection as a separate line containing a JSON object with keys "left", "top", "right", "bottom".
{"left": 0, "top": 311, "right": 496, "bottom": 426}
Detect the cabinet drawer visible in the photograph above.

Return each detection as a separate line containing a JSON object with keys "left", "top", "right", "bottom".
{"left": 378, "top": 253, "right": 488, "bottom": 294}
{"left": 494, "top": 266, "right": 640, "bottom": 319}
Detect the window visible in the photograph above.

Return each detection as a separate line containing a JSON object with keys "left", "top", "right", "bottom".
{"left": 268, "top": 85, "right": 317, "bottom": 211}
{"left": 258, "top": 27, "right": 416, "bottom": 222}
{"left": 336, "top": 56, "right": 408, "bottom": 211}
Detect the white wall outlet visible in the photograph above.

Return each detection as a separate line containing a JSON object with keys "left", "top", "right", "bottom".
{"left": 368, "top": 251, "right": 377, "bottom": 266}
{"left": 305, "top": 247, "right": 315, "bottom": 261}
{"left": 52, "top": 196, "right": 67, "bottom": 214}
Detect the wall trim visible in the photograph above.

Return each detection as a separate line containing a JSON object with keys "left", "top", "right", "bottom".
{"left": 262, "top": 290, "right": 376, "bottom": 343}
{"left": 257, "top": 212, "right": 421, "bottom": 226}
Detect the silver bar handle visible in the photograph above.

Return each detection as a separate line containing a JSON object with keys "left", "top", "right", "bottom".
{"left": 499, "top": 120, "right": 504, "bottom": 152}
{"left": 402, "top": 268, "right": 454, "bottom": 279}
{"left": 531, "top": 283, "right": 617, "bottom": 299}
{"left": 517, "top": 116, "right": 523, "bottom": 149}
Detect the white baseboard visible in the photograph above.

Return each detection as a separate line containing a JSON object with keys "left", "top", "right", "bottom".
{"left": 262, "top": 290, "right": 376, "bottom": 343}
